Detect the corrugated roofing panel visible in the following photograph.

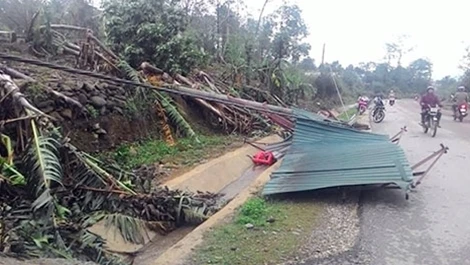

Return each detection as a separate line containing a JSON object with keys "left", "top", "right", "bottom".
{"left": 262, "top": 108, "right": 413, "bottom": 195}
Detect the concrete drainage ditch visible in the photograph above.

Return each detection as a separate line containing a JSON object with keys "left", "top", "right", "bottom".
{"left": 88, "top": 135, "right": 281, "bottom": 265}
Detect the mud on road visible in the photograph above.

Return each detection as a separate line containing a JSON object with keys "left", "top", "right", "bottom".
{"left": 301, "top": 99, "right": 470, "bottom": 265}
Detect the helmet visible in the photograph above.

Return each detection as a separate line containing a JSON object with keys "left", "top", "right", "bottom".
{"left": 390, "top": 90, "right": 394, "bottom": 93}
{"left": 458, "top": 86, "right": 465, "bottom": 91}
{"left": 427, "top": 86, "right": 434, "bottom": 92}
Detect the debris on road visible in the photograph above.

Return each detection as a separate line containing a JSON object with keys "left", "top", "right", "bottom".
{"left": 261, "top": 109, "right": 448, "bottom": 198}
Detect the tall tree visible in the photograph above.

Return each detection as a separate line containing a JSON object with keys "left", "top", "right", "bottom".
{"left": 102, "top": 0, "right": 206, "bottom": 74}
{"left": 385, "top": 35, "right": 414, "bottom": 66}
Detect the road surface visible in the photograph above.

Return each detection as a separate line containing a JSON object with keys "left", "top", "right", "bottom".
{"left": 306, "top": 99, "right": 470, "bottom": 265}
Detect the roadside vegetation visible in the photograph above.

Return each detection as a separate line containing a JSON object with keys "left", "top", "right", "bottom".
{"left": 105, "top": 134, "right": 240, "bottom": 169}
{"left": 337, "top": 107, "right": 358, "bottom": 122}
{"left": 2, "top": 0, "right": 470, "bottom": 265}
{"left": 193, "top": 197, "right": 322, "bottom": 265}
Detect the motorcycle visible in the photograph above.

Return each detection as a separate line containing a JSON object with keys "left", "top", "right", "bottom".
{"left": 389, "top": 97, "right": 395, "bottom": 106}
{"left": 372, "top": 99, "right": 386, "bottom": 123}
{"left": 422, "top": 105, "right": 440, "bottom": 137}
{"left": 358, "top": 99, "right": 368, "bottom": 115}
{"left": 453, "top": 103, "right": 468, "bottom": 122}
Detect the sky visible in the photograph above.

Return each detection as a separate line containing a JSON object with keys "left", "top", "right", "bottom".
{"left": 92, "top": 0, "right": 470, "bottom": 79}
{"left": 245, "top": 0, "right": 470, "bottom": 79}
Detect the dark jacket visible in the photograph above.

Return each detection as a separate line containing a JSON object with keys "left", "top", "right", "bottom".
{"left": 420, "top": 93, "right": 441, "bottom": 108}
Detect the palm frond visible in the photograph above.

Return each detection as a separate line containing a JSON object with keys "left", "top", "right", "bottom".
{"left": 103, "top": 213, "right": 149, "bottom": 244}
{"left": 182, "top": 206, "right": 209, "bottom": 224}
{"left": 118, "top": 60, "right": 146, "bottom": 98}
{"left": 65, "top": 144, "right": 136, "bottom": 195}
{"left": 119, "top": 60, "right": 198, "bottom": 140}
{"left": 176, "top": 196, "right": 210, "bottom": 225}
{"left": 118, "top": 60, "right": 141, "bottom": 83}
{"left": 78, "top": 230, "right": 128, "bottom": 265}
{"left": 23, "top": 120, "right": 63, "bottom": 212}
{"left": 2, "top": 163, "right": 26, "bottom": 186}
{"left": 155, "top": 100, "right": 176, "bottom": 146}
{"left": 155, "top": 92, "right": 198, "bottom": 141}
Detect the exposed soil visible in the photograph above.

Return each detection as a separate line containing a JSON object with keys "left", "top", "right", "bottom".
{"left": 62, "top": 112, "right": 160, "bottom": 152}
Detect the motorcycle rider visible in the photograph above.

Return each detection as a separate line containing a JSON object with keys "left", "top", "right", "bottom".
{"left": 374, "top": 94, "right": 384, "bottom": 106}
{"left": 452, "top": 86, "right": 468, "bottom": 115}
{"left": 420, "top": 86, "right": 442, "bottom": 126}
{"left": 388, "top": 90, "right": 396, "bottom": 105}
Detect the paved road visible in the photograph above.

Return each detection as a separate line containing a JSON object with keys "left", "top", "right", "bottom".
{"left": 307, "top": 99, "right": 470, "bottom": 265}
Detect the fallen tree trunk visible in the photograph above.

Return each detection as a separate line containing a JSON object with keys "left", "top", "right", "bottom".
{"left": 0, "top": 52, "right": 293, "bottom": 116}
{"left": 0, "top": 72, "right": 49, "bottom": 117}
{"left": 86, "top": 32, "right": 119, "bottom": 60}
{"left": 0, "top": 65, "right": 35, "bottom": 82}
{"left": 0, "top": 68, "right": 86, "bottom": 114}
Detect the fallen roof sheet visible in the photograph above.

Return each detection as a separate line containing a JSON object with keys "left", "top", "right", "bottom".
{"left": 262, "top": 108, "right": 413, "bottom": 195}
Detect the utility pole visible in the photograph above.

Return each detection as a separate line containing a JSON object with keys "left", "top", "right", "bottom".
{"left": 321, "top": 43, "right": 326, "bottom": 66}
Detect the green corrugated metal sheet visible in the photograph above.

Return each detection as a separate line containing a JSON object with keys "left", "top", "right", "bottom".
{"left": 262, "top": 108, "right": 413, "bottom": 195}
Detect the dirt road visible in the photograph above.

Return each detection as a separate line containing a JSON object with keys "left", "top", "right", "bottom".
{"left": 304, "top": 99, "right": 470, "bottom": 265}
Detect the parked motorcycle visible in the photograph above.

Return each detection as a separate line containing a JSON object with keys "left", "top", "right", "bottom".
{"left": 422, "top": 105, "right": 440, "bottom": 137}
{"left": 358, "top": 99, "right": 368, "bottom": 115}
{"left": 372, "top": 99, "right": 386, "bottom": 123}
{"left": 453, "top": 103, "right": 468, "bottom": 122}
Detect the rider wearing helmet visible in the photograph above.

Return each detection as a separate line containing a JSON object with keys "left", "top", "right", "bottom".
{"left": 420, "top": 86, "right": 442, "bottom": 126}
{"left": 452, "top": 86, "right": 468, "bottom": 113}
{"left": 389, "top": 90, "right": 395, "bottom": 98}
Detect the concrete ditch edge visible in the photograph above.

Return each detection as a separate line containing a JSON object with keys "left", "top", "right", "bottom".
{"left": 152, "top": 161, "right": 282, "bottom": 265}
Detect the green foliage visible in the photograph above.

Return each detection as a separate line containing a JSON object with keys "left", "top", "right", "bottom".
{"left": 268, "top": 4, "right": 310, "bottom": 63}
{"left": 320, "top": 57, "right": 435, "bottom": 99}
{"left": 102, "top": 0, "right": 207, "bottom": 74}
{"left": 86, "top": 105, "right": 99, "bottom": 118}
{"left": 437, "top": 75, "right": 459, "bottom": 99}
{"left": 118, "top": 60, "right": 198, "bottom": 139}
{"left": 194, "top": 197, "right": 322, "bottom": 265}
{"left": 22, "top": 120, "right": 63, "bottom": 213}
{"left": 337, "top": 107, "right": 358, "bottom": 122}
{"left": 108, "top": 134, "right": 232, "bottom": 169}
{"left": 155, "top": 92, "right": 198, "bottom": 139}
{"left": 236, "top": 198, "right": 267, "bottom": 226}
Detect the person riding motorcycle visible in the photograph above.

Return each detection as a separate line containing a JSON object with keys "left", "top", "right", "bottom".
{"left": 452, "top": 86, "right": 468, "bottom": 114}
{"left": 420, "top": 86, "right": 442, "bottom": 126}
{"left": 374, "top": 94, "right": 384, "bottom": 106}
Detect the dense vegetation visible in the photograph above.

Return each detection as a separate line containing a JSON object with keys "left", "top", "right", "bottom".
{"left": 1, "top": 1, "right": 469, "bottom": 265}
{"left": 2, "top": 0, "right": 466, "bottom": 109}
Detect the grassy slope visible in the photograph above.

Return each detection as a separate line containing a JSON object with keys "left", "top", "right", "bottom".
{"left": 192, "top": 197, "right": 322, "bottom": 265}
{"left": 102, "top": 134, "right": 242, "bottom": 170}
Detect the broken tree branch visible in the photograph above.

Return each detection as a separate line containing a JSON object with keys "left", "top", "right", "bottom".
{"left": 0, "top": 72, "right": 50, "bottom": 118}
{"left": 86, "top": 32, "right": 119, "bottom": 60}
{"left": 0, "top": 65, "right": 35, "bottom": 82}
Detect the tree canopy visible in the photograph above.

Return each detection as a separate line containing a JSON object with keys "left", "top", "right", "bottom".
{"left": 0, "top": 0, "right": 467, "bottom": 104}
